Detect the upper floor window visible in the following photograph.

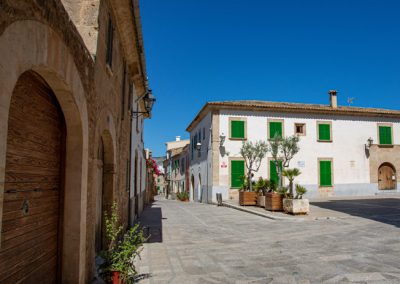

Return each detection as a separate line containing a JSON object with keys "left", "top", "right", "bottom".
{"left": 295, "top": 123, "right": 306, "bottom": 136}
{"left": 379, "top": 124, "right": 393, "bottom": 145}
{"left": 268, "top": 120, "right": 284, "bottom": 139}
{"left": 317, "top": 121, "right": 332, "bottom": 142}
{"left": 203, "top": 128, "right": 205, "bottom": 141}
{"left": 106, "top": 17, "right": 114, "bottom": 67}
{"left": 230, "top": 118, "right": 246, "bottom": 140}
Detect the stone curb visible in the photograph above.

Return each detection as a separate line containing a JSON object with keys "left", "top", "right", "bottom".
{"left": 221, "top": 202, "right": 305, "bottom": 221}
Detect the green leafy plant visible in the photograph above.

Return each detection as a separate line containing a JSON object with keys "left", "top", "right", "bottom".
{"left": 177, "top": 191, "right": 189, "bottom": 201}
{"left": 254, "top": 178, "right": 271, "bottom": 195}
{"left": 282, "top": 168, "right": 301, "bottom": 198}
{"left": 276, "top": 187, "right": 289, "bottom": 198}
{"left": 100, "top": 203, "right": 146, "bottom": 283}
{"left": 240, "top": 141, "right": 270, "bottom": 192}
{"left": 239, "top": 175, "right": 249, "bottom": 191}
{"left": 295, "top": 185, "right": 307, "bottom": 199}
{"left": 270, "top": 134, "right": 300, "bottom": 187}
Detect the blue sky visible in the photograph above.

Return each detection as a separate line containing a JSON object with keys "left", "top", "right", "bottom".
{"left": 140, "top": 0, "right": 400, "bottom": 157}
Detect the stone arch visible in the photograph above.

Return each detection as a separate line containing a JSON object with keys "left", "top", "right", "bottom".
{"left": 0, "top": 21, "right": 89, "bottom": 283}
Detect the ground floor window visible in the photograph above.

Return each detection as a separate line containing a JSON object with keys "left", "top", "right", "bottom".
{"left": 231, "top": 160, "right": 245, "bottom": 188}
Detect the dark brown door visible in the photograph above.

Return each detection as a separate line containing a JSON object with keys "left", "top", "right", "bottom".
{"left": 0, "top": 72, "right": 65, "bottom": 283}
{"left": 378, "top": 164, "right": 396, "bottom": 190}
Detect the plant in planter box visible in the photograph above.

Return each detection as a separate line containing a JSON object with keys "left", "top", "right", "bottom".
{"left": 254, "top": 178, "right": 271, "bottom": 207}
{"left": 100, "top": 203, "right": 146, "bottom": 283}
{"left": 282, "top": 168, "right": 301, "bottom": 198}
{"left": 177, "top": 191, "right": 189, "bottom": 201}
{"left": 282, "top": 182, "right": 310, "bottom": 215}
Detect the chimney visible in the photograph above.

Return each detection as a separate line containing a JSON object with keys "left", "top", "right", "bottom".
{"left": 329, "top": 90, "right": 338, "bottom": 108}
{"left": 176, "top": 136, "right": 181, "bottom": 142}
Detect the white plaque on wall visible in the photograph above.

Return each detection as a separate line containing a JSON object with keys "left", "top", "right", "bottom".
{"left": 297, "top": 161, "right": 305, "bottom": 168}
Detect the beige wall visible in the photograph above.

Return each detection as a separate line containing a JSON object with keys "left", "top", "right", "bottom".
{"left": 0, "top": 0, "right": 148, "bottom": 282}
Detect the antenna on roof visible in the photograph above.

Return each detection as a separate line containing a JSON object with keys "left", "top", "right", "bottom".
{"left": 347, "top": 97, "right": 355, "bottom": 106}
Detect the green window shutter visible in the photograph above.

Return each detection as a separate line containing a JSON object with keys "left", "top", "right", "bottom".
{"left": 269, "top": 122, "right": 283, "bottom": 139}
{"left": 320, "top": 161, "right": 332, "bottom": 187}
{"left": 318, "top": 124, "right": 331, "bottom": 141}
{"left": 231, "top": 160, "right": 245, "bottom": 188}
{"left": 231, "top": 120, "right": 245, "bottom": 139}
{"left": 379, "top": 126, "right": 392, "bottom": 145}
{"left": 269, "top": 160, "right": 282, "bottom": 186}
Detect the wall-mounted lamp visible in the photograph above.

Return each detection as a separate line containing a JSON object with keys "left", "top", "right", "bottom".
{"left": 365, "top": 137, "right": 374, "bottom": 150}
{"left": 132, "top": 89, "right": 156, "bottom": 117}
{"left": 195, "top": 142, "right": 202, "bottom": 152}
{"left": 219, "top": 133, "right": 226, "bottom": 146}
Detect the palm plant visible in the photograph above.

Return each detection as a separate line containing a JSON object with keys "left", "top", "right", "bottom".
{"left": 282, "top": 168, "right": 301, "bottom": 198}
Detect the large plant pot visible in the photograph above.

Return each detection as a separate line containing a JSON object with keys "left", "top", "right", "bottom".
{"left": 112, "top": 271, "right": 123, "bottom": 284}
{"left": 239, "top": 191, "right": 257, "bottom": 206}
{"left": 265, "top": 192, "right": 283, "bottom": 211}
{"left": 257, "top": 196, "right": 266, "bottom": 207}
{"left": 283, "top": 198, "right": 310, "bottom": 215}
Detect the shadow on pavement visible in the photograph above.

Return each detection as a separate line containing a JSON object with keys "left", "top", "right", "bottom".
{"left": 137, "top": 202, "right": 163, "bottom": 243}
{"left": 311, "top": 198, "right": 400, "bottom": 228}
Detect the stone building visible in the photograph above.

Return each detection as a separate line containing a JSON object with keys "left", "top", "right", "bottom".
{"left": 187, "top": 93, "right": 400, "bottom": 203}
{"left": 0, "top": 0, "right": 152, "bottom": 283}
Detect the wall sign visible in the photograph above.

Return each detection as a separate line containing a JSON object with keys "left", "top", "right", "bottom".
{"left": 221, "top": 161, "right": 227, "bottom": 168}
{"left": 297, "top": 161, "right": 305, "bottom": 168}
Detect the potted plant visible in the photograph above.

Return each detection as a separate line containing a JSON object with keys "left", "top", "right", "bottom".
{"left": 282, "top": 185, "right": 309, "bottom": 215}
{"left": 100, "top": 203, "right": 146, "bottom": 284}
{"left": 239, "top": 141, "right": 270, "bottom": 206}
{"left": 255, "top": 178, "right": 271, "bottom": 207}
{"left": 265, "top": 181, "right": 284, "bottom": 211}
{"left": 177, "top": 191, "right": 189, "bottom": 202}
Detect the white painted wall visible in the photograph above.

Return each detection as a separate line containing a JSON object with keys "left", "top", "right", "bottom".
{"left": 189, "top": 112, "right": 213, "bottom": 202}
{"left": 204, "top": 109, "right": 400, "bottom": 199}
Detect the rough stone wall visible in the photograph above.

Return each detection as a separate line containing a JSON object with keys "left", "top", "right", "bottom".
{"left": 1, "top": 0, "right": 144, "bottom": 282}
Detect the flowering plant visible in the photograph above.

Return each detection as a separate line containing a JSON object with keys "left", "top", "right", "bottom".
{"left": 146, "top": 158, "right": 161, "bottom": 176}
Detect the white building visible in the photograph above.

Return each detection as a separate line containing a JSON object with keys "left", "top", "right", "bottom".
{"left": 187, "top": 93, "right": 400, "bottom": 202}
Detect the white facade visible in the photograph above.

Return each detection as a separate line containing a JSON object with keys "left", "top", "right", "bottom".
{"left": 188, "top": 101, "right": 400, "bottom": 202}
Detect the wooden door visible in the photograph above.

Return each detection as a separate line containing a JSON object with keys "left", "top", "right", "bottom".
{"left": 378, "top": 164, "right": 396, "bottom": 190}
{"left": 0, "top": 72, "right": 65, "bottom": 283}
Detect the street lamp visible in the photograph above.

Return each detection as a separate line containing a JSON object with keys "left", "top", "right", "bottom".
{"left": 219, "top": 133, "right": 226, "bottom": 146}
{"left": 196, "top": 142, "right": 202, "bottom": 151}
{"left": 132, "top": 89, "right": 156, "bottom": 117}
{"left": 365, "top": 137, "right": 374, "bottom": 150}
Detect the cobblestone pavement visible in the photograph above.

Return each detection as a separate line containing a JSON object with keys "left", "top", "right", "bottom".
{"left": 135, "top": 197, "right": 400, "bottom": 284}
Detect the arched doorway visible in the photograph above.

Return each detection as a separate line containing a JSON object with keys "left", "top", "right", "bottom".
{"left": 191, "top": 175, "right": 195, "bottom": 201}
{"left": 0, "top": 71, "right": 66, "bottom": 282}
{"left": 198, "top": 174, "right": 202, "bottom": 202}
{"left": 95, "top": 132, "right": 115, "bottom": 252}
{"left": 378, "top": 163, "right": 397, "bottom": 190}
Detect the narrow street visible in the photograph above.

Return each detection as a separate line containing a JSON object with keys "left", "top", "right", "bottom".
{"left": 136, "top": 197, "right": 400, "bottom": 283}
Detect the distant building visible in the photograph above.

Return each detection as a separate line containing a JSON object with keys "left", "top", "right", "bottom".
{"left": 153, "top": 156, "right": 167, "bottom": 194}
{"left": 186, "top": 92, "right": 400, "bottom": 203}
{"left": 164, "top": 137, "right": 190, "bottom": 198}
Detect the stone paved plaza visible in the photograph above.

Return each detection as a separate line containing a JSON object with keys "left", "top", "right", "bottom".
{"left": 135, "top": 197, "right": 400, "bottom": 283}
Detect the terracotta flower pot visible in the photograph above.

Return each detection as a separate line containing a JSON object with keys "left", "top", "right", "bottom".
{"left": 239, "top": 191, "right": 258, "bottom": 206}
{"left": 112, "top": 271, "right": 123, "bottom": 284}
{"left": 265, "top": 192, "right": 283, "bottom": 211}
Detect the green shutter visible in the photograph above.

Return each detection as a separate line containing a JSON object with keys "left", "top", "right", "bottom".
{"left": 270, "top": 160, "right": 282, "bottom": 186}
{"left": 269, "top": 122, "right": 283, "bottom": 139}
{"left": 231, "top": 160, "right": 245, "bottom": 188}
{"left": 318, "top": 124, "right": 331, "bottom": 141}
{"left": 379, "top": 126, "right": 392, "bottom": 145}
{"left": 320, "top": 161, "right": 332, "bottom": 187}
{"left": 231, "top": 120, "right": 245, "bottom": 139}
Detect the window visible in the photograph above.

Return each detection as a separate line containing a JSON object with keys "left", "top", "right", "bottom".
{"left": 230, "top": 119, "right": 246, "bottom": 139}
{"left": 295, "top": 123, "right": 306, "bottom": 136}
{"left": 379, "top": 125, "right": 393, "bottom": 145}
{"left": 231, "top": 160, "right": 245, "bottom": 188}
{"left": 268, "top": 120, "right": 283, "bottom": 139}
{"left": 319, "top": 160, "right": 333, "bottom": 187}
{"left": 318, "top": 122, "right": 332, "bottom": 142}
{"left": 106, "top": 16, "right": 114, "bottom": 67}
{"left": 121, "top": 61, "right": 126, "bottom": 120}
{"left": 203, "top": 128, "right": 205, "bottom": 141}
{"left": 269, "top": 160, "right": 282, "bottom": 187}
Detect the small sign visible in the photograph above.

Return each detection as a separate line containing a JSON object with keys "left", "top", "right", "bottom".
{"left": 297, "top": 161, "right": 305, "bottom": 168}
{"left": 221, "top": 161, "right": 228, "bottom": 168}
